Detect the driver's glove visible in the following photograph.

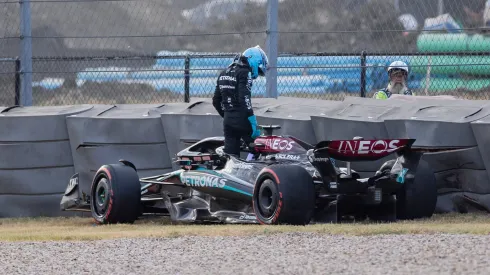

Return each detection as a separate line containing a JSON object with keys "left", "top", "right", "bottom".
{"left": 247, "top": 115, "right": 261, "bottom": 139}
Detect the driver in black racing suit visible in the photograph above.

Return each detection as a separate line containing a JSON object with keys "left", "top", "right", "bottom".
{"left": 212, "top": 45, "right": 268, "bottom": 158}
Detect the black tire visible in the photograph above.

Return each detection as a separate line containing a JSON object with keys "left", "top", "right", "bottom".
{"left": 90, "top": 163, "right": 141, "bottom": 224}
{"left": 396, "top": 159, "right": 437, "bottom": 220}
{"left": 252, "top": 164, "right": 316, "bottom": 225}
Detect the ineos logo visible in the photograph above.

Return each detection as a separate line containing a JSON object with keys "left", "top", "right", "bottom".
{"left": 265, "top": 139, "right": 295, "bottom": 151}
{"left": 274, "top": 139, "right": 294, "bottom": 150}
{"left": 371, "top": 140, "right": 388, "bottom": 154}
{"left": 337, "top": 139, "right": 400, "bottom": 155}
{"left": 255, "top": 138, "right": 296, "bottom": 151}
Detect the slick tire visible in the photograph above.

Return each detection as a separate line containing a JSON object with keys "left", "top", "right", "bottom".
{"left": 396, "top": 159, "right": 437, "bottom": 220}
{"left": 253, "top": 164, "right": 315, "bottom": 225}
{"left": 90, "top": 163, "right": 141, "bottom": 224}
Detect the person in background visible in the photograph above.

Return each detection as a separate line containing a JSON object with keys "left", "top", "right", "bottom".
{"left": 373, "top": 60, "right": 414, "bottom": 99}
{"left": 462, "top": 0, "right": 490, "bottom": 29}
{"left": 212, "top": 45, "right": 268, "bottom": 158}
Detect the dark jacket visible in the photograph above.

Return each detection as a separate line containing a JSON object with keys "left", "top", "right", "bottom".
{"left": 212, "top": 62, "right": 254, "bottom": 120}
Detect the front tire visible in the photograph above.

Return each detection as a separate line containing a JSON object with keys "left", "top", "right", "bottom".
{"left": 90, "top": 163, "right": 141, "bottom": 224}
{"left": 252, "top": 164, "right": 316, "bottom": 225}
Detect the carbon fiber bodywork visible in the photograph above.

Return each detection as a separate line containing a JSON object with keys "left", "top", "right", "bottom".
{"left": 60, "top": 126, "right": 439, "bottom": 224}
{"left": 138, "top": 135, "right": 320, "bottom": 224}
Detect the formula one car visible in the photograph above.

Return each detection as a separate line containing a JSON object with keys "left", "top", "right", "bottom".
{"left": 60, "top": 125, "right": 437, "bottom": 225}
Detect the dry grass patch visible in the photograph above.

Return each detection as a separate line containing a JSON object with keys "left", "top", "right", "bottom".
{"left": 0, "top": 212, "right": 489, "bottom": 242}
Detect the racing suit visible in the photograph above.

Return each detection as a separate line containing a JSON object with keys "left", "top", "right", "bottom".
{"left": 212, "top": 62, "right": 256, "bottom": 157}
{"left": 373, "top": 88, "right": 414, "bottom": 99}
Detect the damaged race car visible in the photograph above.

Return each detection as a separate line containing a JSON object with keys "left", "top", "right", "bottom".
{"left": 60, "top": 125, "right": 437, "bottom": 225}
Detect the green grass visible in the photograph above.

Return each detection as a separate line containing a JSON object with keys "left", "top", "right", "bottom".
{"left": 0, "top": 213, "right": 489, "bottom": 242}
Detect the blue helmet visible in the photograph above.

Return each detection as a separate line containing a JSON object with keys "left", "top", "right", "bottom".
{"left": 242, "top": 45, "right": 268, "bottom": 79}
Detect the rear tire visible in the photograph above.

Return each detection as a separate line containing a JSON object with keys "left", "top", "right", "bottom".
{"left": 90, "top": 163, "right": 141, "bottom": 224}
{"left": 252, "top": 164, "right": 316, "bottom": 225}
{"left": 396, "top": 159, "right": 437, "bottom": 220}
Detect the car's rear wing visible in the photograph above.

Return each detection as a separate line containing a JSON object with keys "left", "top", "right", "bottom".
{"left": 313, "top": 138, "right": 416, "bottom": 162}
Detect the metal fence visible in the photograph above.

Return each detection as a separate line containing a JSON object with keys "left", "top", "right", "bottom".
{"left": 1, "top": 0, "right": 490, "bottom": 106}
{"left": 0, "top": 58, "right": 20, "bottom": 106}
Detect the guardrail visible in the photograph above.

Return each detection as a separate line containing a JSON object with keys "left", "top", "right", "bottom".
{"left": 1, "top": 96, "right": 490, "bottom": 217}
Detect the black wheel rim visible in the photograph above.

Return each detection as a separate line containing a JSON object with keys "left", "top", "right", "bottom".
{"left": 257, "top": 179, "right": 278, "bottom": 219}
{"left": 93, "top": 178, "right": 109, "bottom": 217}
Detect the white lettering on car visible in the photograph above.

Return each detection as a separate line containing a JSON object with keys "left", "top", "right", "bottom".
{"left": 255, "top": 138, "right": 297, "bottom": 152}
{"left": 182, "top": 175, "right": 227, "bottom": 188}
{"left": 336, "top": 139, "right": 401, "bottom": 155}
{"left": 267, "top": 139, "right": 295, "bottom": 150}
{"left": 233, "top": 163, "right": 253, "bottom": 169}
{"left": 239, "top": 214, "right": 256, "bottom": 220}
{"left": 275, "top": 154, "right": 301, "bottom": 160}
{"left": 311, "top": 157, "right": 330, "bottom": 162}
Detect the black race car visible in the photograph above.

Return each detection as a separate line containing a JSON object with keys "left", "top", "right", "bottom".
{"left": 60, "top": 125, "right": 438, "bottom": 225}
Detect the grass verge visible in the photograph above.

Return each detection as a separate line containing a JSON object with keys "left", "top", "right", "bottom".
{"left": 0, "top": 213, "right": 489, "bottom": 242}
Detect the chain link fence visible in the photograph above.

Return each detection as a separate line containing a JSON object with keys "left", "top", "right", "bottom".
{"left": 0, "top": 58, "right": 19, "bottom": 106}
{"left": 0, "top": 0, "right": 489, "bottom": 106}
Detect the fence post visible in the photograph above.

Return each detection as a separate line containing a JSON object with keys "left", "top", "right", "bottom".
{"left": 438, "top": 0, "right": 444, "bottom": 15}
{"left": 184, "top": 55, "right": 190, "bottom": 103}
{"left": 20, "top": 0, "right": 33, "bottom": 106}
{"left": 360, "top": 51, "right": 366, "bottom": 98}
{"left": 266, "top": 0, "right": 278, "bottom": 98}
{"left": 15, "top": 58, "right": 20, "bottom": 106}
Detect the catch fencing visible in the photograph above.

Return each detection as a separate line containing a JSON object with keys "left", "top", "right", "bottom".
{"left": 0, "top": 0, "right": 489, "bottom": 106}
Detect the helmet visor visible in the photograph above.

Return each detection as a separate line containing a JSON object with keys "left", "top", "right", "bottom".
{"left": 389, "top": 68, "right": 408, "bottom": 77}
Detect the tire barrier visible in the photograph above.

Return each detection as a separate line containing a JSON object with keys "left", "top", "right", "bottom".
{"left": 66, "top": 103, "right": 191, "bottom": 196}
{"left": 160, "top": 98, "right": 280, "bottom": 170}
{"left": 2, "top": 96, "right": 490, "bottom": 217}
{"left": 256, "top": 97, "right": 342, "bottom": 146}
{"left": 0, "top": 105, "right": 93, "bottom": 217}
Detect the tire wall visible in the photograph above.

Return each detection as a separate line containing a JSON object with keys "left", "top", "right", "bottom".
{"left": 1, "top": 95, "right": 490, "bottom": 217}
{"left": 0, "top": 105, "right": 95, "bottom": 217}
